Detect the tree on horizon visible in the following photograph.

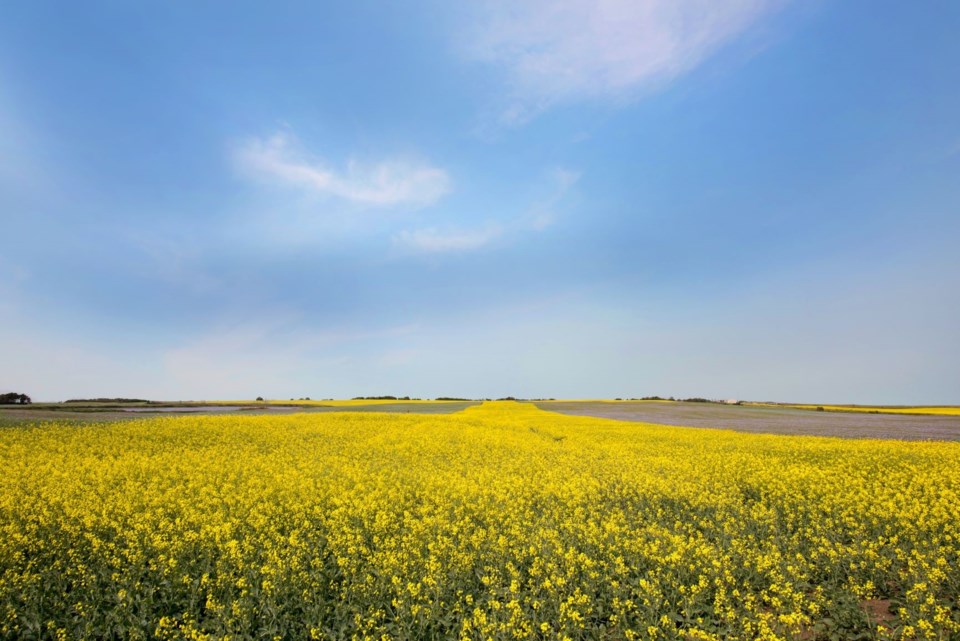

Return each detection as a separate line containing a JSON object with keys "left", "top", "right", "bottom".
{"left": 0, "top": 392, "right": 31, "bottom": 405}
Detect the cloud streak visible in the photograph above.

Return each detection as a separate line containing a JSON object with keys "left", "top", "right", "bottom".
{"left": 236, "top": 132, "right": 450, "bottom": 207}
{"left": 464, "top": 0, "right": 784, "bottom": 122}
{"left": 394, "top": 167, "right": 580, "bottom": 254}
{"left": 394, "top": 225, "right": 504, "bottom": 253}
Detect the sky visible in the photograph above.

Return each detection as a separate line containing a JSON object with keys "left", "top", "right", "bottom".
{"left": 1, "top": 1, "right": 958, "bottom": 403}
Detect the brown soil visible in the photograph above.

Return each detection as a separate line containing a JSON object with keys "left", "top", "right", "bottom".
{"left": 861, "top": 598, "right": 896, "bottom": 631}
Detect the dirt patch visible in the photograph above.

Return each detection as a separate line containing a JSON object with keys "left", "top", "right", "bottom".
{"left": 861, "top": 599, "right": 896, "bottom": 631}
{"left": 535, "top": 401, "right": 960, "bottom": 441}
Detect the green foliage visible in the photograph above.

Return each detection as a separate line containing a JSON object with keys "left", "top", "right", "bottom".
{"left": 0, "top": 392, "right": 30, "bottom": 405}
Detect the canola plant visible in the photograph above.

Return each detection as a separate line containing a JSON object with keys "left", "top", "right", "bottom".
{"left": 0, "top": 402, "right": 958, "bottom": 640}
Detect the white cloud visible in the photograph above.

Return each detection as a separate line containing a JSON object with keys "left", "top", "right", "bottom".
{"left": 235, "top": 132, "right": 451, "bottom": 207}
{"left": 464, "top": 0, "right": 785, "bottom": 121}
{"left": 394, "top": 166, "right": 580, "bottom": 254}
{"left": 522, "top": 167, "right": 580, "bottom": 230}
{"left": 394, "top": 225, "right": 503, "bottom": 253}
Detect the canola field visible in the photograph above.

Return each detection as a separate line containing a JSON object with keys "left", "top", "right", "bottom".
{"left": 1, "top": 403, "right": 958, "bottom": 641}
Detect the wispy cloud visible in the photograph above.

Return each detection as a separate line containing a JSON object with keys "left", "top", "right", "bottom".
{"left": 394, "top": 167, "right": 580, "bottom": 253}
{"left": 464, "top": 0, "right": 785, "bottom": 122}
{"left": 521, "top": 167, "right": 581, "bottom": 230}
{"left": 394, "top": 225, "right": 503, "bottom": 253}
{"left": 235, "top": 131, "right": 451, "bottom": 207}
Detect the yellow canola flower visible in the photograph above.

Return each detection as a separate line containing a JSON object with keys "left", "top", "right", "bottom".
{"left": 0, "top": 402, "right": 958, "bottom": 640}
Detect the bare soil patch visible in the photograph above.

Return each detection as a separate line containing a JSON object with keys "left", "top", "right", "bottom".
{"left": 535, "top": 401, "right": 960, "bottom": 440}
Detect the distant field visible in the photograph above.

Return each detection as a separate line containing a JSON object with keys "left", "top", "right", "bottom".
{"left": 219, "top": 399, "right": 473, "bottom": 407}
{"left": 1, "top": 401, "right": 958, "bottom": 639}
{"left": 756, "top": 403, "right": 960, "bottom": 416}
{"left": 0, "top": 400, "right": 478, "bottom": 426}
{"left": 536, "top": 401, "right": 960, "bottom": 441}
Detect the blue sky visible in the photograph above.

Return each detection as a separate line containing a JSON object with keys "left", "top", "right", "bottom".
{"left": 2, "top": 1, "right": 958, "bottom": 403}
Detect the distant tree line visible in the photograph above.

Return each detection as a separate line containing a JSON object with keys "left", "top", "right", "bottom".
{"left": 247, "top": 394, "right": 747, "bottom": 405}
{"left": 612, "top": 396, "right": 743, "bottom": 405}
{"left": 0, "top": 392, "right": 31, "bottom": 405}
